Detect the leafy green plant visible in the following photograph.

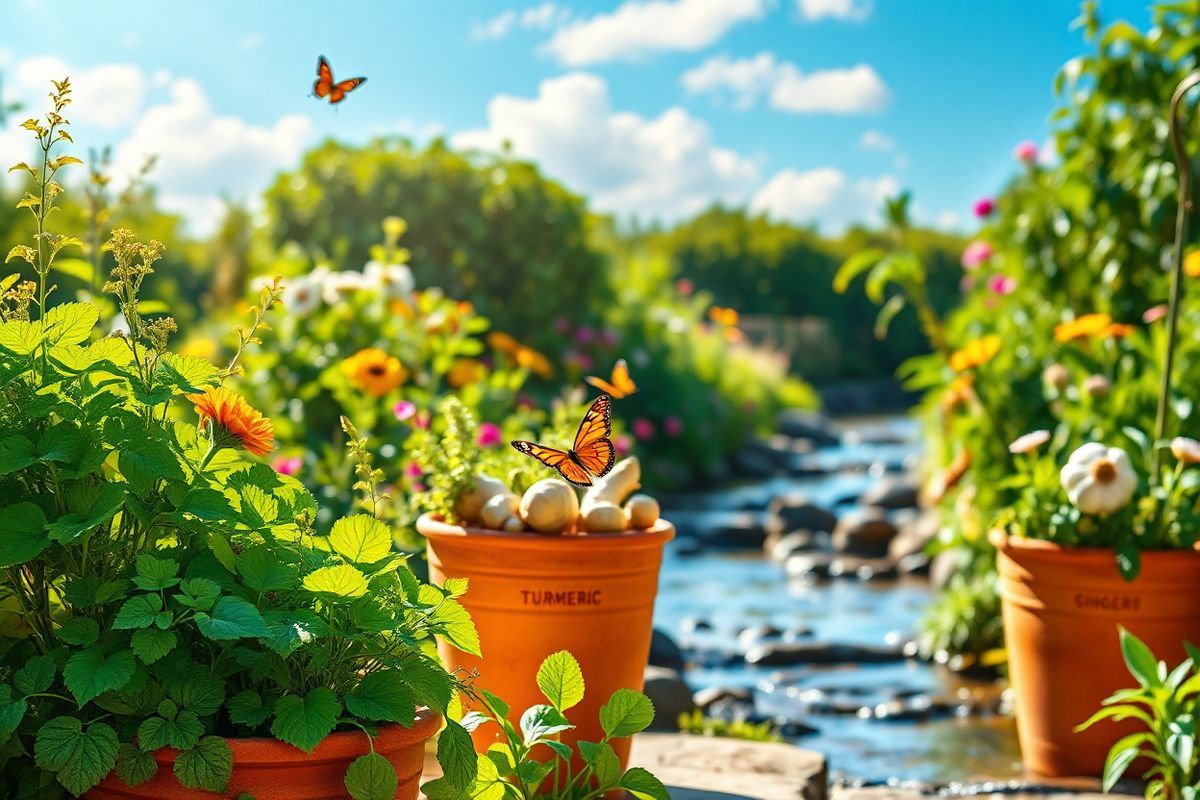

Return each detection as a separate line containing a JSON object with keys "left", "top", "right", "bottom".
{"left": 423, "top": 650, "right": 667, "bottom": 800}
{"left": 0, "top": 77, "right": 479, "bottom": 799}
{"left": 1077, "top": 628, "right": 1200, "bottom": 799}
{"left": 676, "top": 709, "right": 782, "bottom": 743}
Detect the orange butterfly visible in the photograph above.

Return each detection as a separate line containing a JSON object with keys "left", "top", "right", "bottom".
{"left": 313, "top": 56, "right": 366, "bottom": 105}
{"left": 512, "top": 395, "right": 616, "bottom": 487}
{"left": 586, "top": 359, "right": 637, "bottom": 399}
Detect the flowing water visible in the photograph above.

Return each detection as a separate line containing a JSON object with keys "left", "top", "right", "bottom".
{"left": 654, "top": 417, "right": 1023, "bottom": 785}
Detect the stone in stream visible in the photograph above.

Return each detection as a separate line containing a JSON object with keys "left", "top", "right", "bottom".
{"left": 831, "top": 508, "right": 898, "bottom": 558}
{"left": 766, "top": 529, "right": 830, "bottom": 562}
{"left": 643, "top": 666, "right": 697, "bottom": 730}
{"left": 888, "top": 509, "right": 940, "bottom": 562}
{"left": 784, "top": 552, "right": 836, "bottom": 581}
{"left": 680, "top": 616, "right": 714, "bottom": 634}
{"left": 829, "top": 556, "right": 898, "bottom": 582}
{"left": 694, "top": 685, "right": 754, "bottom": 712}
{"left": 776, "top": 410, "right": 840, "bottom": 446}
{"left": 744, "top": 641, "right": 906, "bottom": 667}
{"left": 860, "top": 474, "right": 921, "bottom": 510}
{"left": 667, "top": 511, "right": 768, "bottom": 548}
{"left": 765, "top": 495, "right": 838, "bottom": 538}
{"left": 649, "top": 628, "right": 685, "bottom": 670}
{"left": 728, "top": 443, "right": 780, "bottom": 479}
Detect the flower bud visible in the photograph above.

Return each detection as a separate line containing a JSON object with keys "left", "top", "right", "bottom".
{"left": 1043, "top": 363, "right": 1070, "bottom": 392}
{"left": 1082, "top": 374, "right": 1111, "bottom": 399}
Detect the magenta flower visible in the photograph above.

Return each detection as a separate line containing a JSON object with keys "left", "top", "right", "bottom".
{"left": 973, "top": 198, "right": 995, "bottom": 218}
{"left": 664, "top": 416, "right": 683, "bottom": 437}
{"left": 599, "top": 327, "right": 620, "bottom": 348}
{"left": 632, "top": 418, "right": 655, "bottom": 441}
{"left": 393, "top": 400, "right": 416, "bottom": 421}
{"left": 676, "top": 278, "right": 694, "bottom": 296}
{"left": 404, "top": 461, "right": 423, "bottom": 478}
{"left": 614, "top": 434, "right": 632, "bottom": 456}
{"left": 1014, "top": 140, "right": 1039, "bottom": 164}
{"left": 565, "top": 350, "right": 595, "bottom": 372}
{"left": 988, "top": 275, "right": 1017, "bottom": 295}
{"left": 1143, "top": 304, "right": 1169, "bottom": 324}
{"left": 574, "top": 325, "right": 595, "bottom": 346}
{"left": 477, "top": 422, "right": 503, "bottom": 448}
{"left": 272, "top": 455, "right": 303, "bottom": 476}
{"left": 413, "top": 412, "right": 431, "bottom": 430}
{"left": 961, "top": 240, "right": 994, "bottom": 271}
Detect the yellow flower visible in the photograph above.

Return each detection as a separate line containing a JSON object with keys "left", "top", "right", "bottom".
{"left": 188, "top": 387, "right": 275, "bottom": 457}
{"left": 949, "top": 335, "right": 1001, "bottom": 372}
{"left": 447, "top": 358, "right": 485, "bottom": 388}
{"left": 515, "top": 346, "right": 554, "bottom": 379}
{"left": 1053, "top": 313, "right": 1130, "bottom": 343}
{"left": 487, "top": 331, "right": 520, "bottom": 354}
{"left": 341, "top": 348, "right": 406, "bottom": 397}
{"left": 709, "top": 306, "right": 740, "bottom": 327}
{"left": 1186, "top": 249, "right": 1200, "bottom": 278}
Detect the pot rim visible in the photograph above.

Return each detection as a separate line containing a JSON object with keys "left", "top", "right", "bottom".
{"left": 989, "top": 528, "right": 1200, "bottom": 563}
{"left": 417, "top": 512, "right": 675, "bottom": 546}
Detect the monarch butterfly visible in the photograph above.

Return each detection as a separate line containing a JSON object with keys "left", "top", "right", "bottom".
{"left": 512, "top": 395, "right": 616, "bottom": 487}
{"left": 313, "top": 55, "right": 366, "bottom": 105}
{"left": 586, "top": 359, "right": 637, "bottom": 399}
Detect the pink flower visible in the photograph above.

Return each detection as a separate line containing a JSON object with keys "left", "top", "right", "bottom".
{"left": 272, "top": 455, "right": 303, "bottom": 476}
{"left": 676, "top": 278, "right": 694, "bottom": 296}
{"left": 477, "top": 422, "right": 503, "bottom": 448}
{"left": 412, "top": 482, "right": 426, "bottom": 493}
{"left": 393, "top": 401, "right": 416, "bottom": 421}
{"left": 1143, "top": 304, "right": 1169, "bottom": 324}
{"left": 574, "top": 325, "right": 595, "bottom": 346}
{"left": 413, "top": 412, "right": 431, "bottom": 430}
{"left": 973, "top": 198, "right": 995, "bottom": 218}
{"left": 553, "top": 317, "right": 571, "bottom": 335}
{"left": 632, "top": 418, "right": 655, "bottom": 441}
{"left": 664, "top": 416, "right": 683, "bottom": 437}
{"left": 614, "top": 434, "right": 632, "bottom": 456}
{"left": 961, "top": 241, "right": 994, "bottom": 271}
{"left": 988, "top": 275, "right": 1017, "bottom": 295}
{"left": 1014, "top": 140, "right": 1039, "bottom": 164}
{"left": 404, "top": 461, "right": 423, "bottom": 478}
{"left": 960, "top": 275, "right": 976, "bottom": 292}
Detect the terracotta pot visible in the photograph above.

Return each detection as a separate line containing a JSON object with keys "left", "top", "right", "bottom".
{"left": 992, "top": 530, "right": 1200, "bottom": 777}
{"left": 418, "top": 513, "right": 674, "bottom": 770}
{"left": 87, "top": 708, "right": 441, "bottom": 799}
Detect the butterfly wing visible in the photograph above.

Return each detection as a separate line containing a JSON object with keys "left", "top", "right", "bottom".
{"left": 585, "top": 375, "right": 621, "bottom": 397}
{"left": 314, "top": 55, "right": 334, "bottom": 98}
{"left": 586, "top": 360, "right": 636, "bottom": 399}
{"left": 512, "top": 441, "right": 593, "bottom": 487}
{"left": 571, "top": 394, "right": 616, "bottom": 478}
{"left": 329, "top": 76, "right": 366, "bottom": 104}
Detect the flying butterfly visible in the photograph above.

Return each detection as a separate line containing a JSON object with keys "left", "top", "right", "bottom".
{"left": 312, "top": 55, "right": 366, "bottom": 105}
{"left": 586, "top": 358, "right": 637, "bottom": 399}
{"left": 511, "top": 395, "right": 616, "bottom": 487}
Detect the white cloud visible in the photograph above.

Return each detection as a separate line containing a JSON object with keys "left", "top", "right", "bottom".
{"left": 858, "top": 129, "right": 895, "bottom": 152}
{"left": 14, "top": 56, "right": 147, "bottom": 128}
{"left": 471, "top": 2, "right": 571, "bottom": 40}
{"left": 795, "top": 0, "right": 872, "bottom": 21}
{"left": 543, "top": 0, "right": 768, "bottom": 66}
{"left": 454, "top": 72, "right": 759, "bottom": 220}
{"left": 111, "top": 78, "right": 312, "bottom": 235}
{"left": 750, "top": 167, "right": 898, "bottom": 231}
{"left": 683, "top": 52, "right": 888, "bottom": 114}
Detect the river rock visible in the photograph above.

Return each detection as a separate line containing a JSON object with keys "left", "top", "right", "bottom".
{"left": 889, "top": 510, "right": 940, "bottom": 562}
{"left": 777, "top": 410, "right": 840, "bottom": 446}
{"left": 766, "top": 495, "right": 838, "bottom": 537}
{"left": 745, "top": 642, "right": 906, "bottom": 667}
{"left": 669, "top": 511, "right": 767, "bottom": 548}
{"left": 831, "top": 509, "right": 898, "bottom": 558}
{"left": 861, "top": 474, "right": 921, "bottom": 510}
{"left": 694, "top": 685, "right": 753, "bottom": 712}
{"left": 643, "top": 666, "right": 696, "bottom": 729}
{"left": 829, "top": 556, "right": 898, "bottom": 582}
{"left": 729, "top": 444, "right": 779, "bottom": 479}
{"left": 784, "top": 552, "right": 835, "bottom": 581}
{"left": 681, "top": 616, "right": 714, "bottom": 634}
{"left": 649, "top": 628, "right": 685, "bottom": 670}
{"left": 766, "top": 530, "right": 829, "bottom": 561}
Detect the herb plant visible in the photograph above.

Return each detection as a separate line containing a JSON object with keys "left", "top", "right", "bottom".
{"left": 0, "top": 77, "right": 480, "bottom": 799}
{"left": 423, "top": 650, "right": 668, "bottom": 800}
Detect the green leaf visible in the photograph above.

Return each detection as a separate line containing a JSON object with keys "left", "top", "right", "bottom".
{"left": 520, "top": 704, "right": 572, "bottom": 745}
{"left": 194, "top": 596, "right": 270, "bottom": 641}
{"left": 437, "top": 720, "right": 477, "bottom": 790}
{"left": 345, "top": 751, "right": 399, "bottom": 800}
{"left": 138, "top": 711, "right": 204, "bottom": 750}
{"left": 115, "top": 742, "right": 157, "bottom": 787}
{"left": 1120, "top": 627, "right": 1161, "bottom": 689}
{"left": 599, "top": 689, "right": 655, "bottom": 738}
{"left": 329, "top": 515, "right": 393, "bottom": 564}
{"left": 430, "top": 598, "right": 480, "bottom": 656}
{"left": 536, "top": 650, "right": 585, "bottom": 711}
{"left": 0, "top": 319, "right": 42, "bottom": 355}
{"left": 227, "top": 690, "right": 272, "bottom": 727}
{"left": 63, "top": 647, "right": 136, "bottom": 706}
{"left": 237, "top": 546, "right": 294, "bottom": 593}
{"left": 344, "top": 671, "right": 415, "bottom": 725}
{"left": 56, "top": 616, "right": 100, "bottom": 647}
{"left": 43, "top": 302, "right": 98, "bottom": 346}
{"left": 302, "top": 564, "right": 369, "bottom": 600}
{"left": 174, "top": 578, "right": 222, "bottom": 612}
{"left": 0, "top": 502, "right": 49, "bottom": 568}
{"left": 156, "top": 354, "right": 220, "bottom": 395}
{"left": 131, "top": 628, "right": 177, "bottom": 664}
{"left": 1103, "top": 732, "right": 1149, "bottom": 791}
{"left": 400, "top": 655, "right": 454, "bottom": 714}
{"left": 620, "top": 767, "right": 670, "bottom": 800}
{"left": 270, "top": 688, "right": 341, "bottom": 753}
{"left": 0, "top": 435, "right": 36, "bottom": 475}
{"left": 113, "top": 593, "right": 162, "bottom": 630}
{"left": 480, "top": 689, "right": 509, "bottom": 720}
{"left": 34, "top": 716, "right": 120, "bottom": 796}
{"left": 239, "top": 485, "right": 279, "bottom": 527}
{"left": 133, "top": 555, "right": 180, "bottom": 591}
{"left": 583, "top": 741, "right": 620, "bottom": 788}
{"left": 204, "top": 529, "right": 238, "bottom": 573}
{"left": 14, "top": 654, "right": 56, "bottom": 695}
{"left": 833, "top": 247, "right": 886, "bottom": 293}
{"left": 0, "top": 686, "right": 28, "bottom": 741}
{"left": 175, "top": 736, "right": 233, "bottom": 793}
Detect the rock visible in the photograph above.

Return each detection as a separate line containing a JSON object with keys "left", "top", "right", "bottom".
{"left": 766, "top": 495, "right": 838, "bottom": 537}
{"left": 694, "top": 685, "right": 753, "bottom": 712}
{"left": 681, "top": 617, "right": 713, "bottom": 634}
{"left": 673, "top": 538, "right": 704, "bottom": 558}
{"left": 643, "top": 666, "right": 697, "bottom": 730}
{"left": 649, "top": 628, "right": 685, "bottom": 670}
{"left": 888, "top": 510, "right": 939, "bottom": 562}
{"left": 669, "top": 511, "right": 767, "bottom": 549}
{"left": 831, "top": 509, "right": 898, "bottom": 558}
{"left": 744, "top": 642, "right": 906, "bottom": 667}
{"left": 777, "top": 410, "right": 840, "bottom": 446}
{"left": 766, "top": 529, "right": 829, "bottom": 561}
{"left": 737, "top": 624, "right": 786, "bottom": 648}
{"left": 775, "top": 718, "right": 821, "bottom": 737}
{"left": 861, "top": 474, "right": 921, "bottom": 510}
{"left": 784, "top": 552, "right": 835, "bottom": 581}
{"left": 896, "top": 552, "right": 930, "bottom": 575}
{"left": 829, "top": 556, "right": 898, "bottom": 582}
{"left": 729, "top": 445, "right": 779, "bottom": 479}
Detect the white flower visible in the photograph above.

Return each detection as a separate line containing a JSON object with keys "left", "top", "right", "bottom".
{"left": 281, "top": 275, "right": 321, "bottom": 317}
{"left": 321, "top": 270, "right": 366, "bottom": 305}
{"left": 1171, "top": 437, "right": 1200, "bottom": 465}
{"left": 363, "top": 260, "right": 415, "bottom": 300}
{"left": 1060, "top": 443, "right": 1137, "bottom": 516}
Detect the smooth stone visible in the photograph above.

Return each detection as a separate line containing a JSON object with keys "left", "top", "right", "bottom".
{"left": 766, "top": 495, "right": 839, "bottom": 537}
{"left": 729, "top": 444, "right": 779, "bottom": 479}
{"left": 829, "top": 556, "right": 898, "bottom": 582}
{"left": 649, "top": 627, "right": 685, "bottom": 670}
{"left": 860, "top": 474, "right": 921, "bottom": 510}
{"left": 766, "top": 529, "right": 830, "bottom": 561}
{"left": 744, "top": 641, "right": 906, "bottom": 667}
{"left": 776, "top": 410, "right": 840, "bottom": 447}
{"left": 831, "top": 508, "right": 898, "bottom": 558}
{"left": 784, "top": 552, "right": 836, "bottom": 581}
{"left": 694, "top": 685, "right": 754, "bottom": 712}
{"left": 643, "top": 666, "right": 697, "bottom": 730}
{"left": 889, "top": 510, "right": 940, "bottom": 562}
{"left": 681, "top": 616, "right": 714, "bottom": 633}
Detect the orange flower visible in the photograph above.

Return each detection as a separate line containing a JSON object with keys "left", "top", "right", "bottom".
{"left": 189, "top": 387, "right": 274, "bottom": 457}
{"left": 487, "top": 331, "right": 520, "bottom": 354}
{"left": 949, "top": 335, "right": 1001, "bottom": 372}
{"left": 1105, "top": 323, "right": 1135, "bottom": 338}
{"left": 1053, "top": 313, "right": 1132, "bottom": 343}
{"left": 708, "top": 306, "right": 740, "bottom": 327}
{"left": 389, "top": 299, "right": 414, "bottom": 319}
{"left": 515, "top": 346, "right": 554, "bottom": 379}
{"left": 1186, "top": 249, "right": 1200, "bottom": 278}
{"left": 447, "top": 358, "right": 484, "bottom": 388}
{"left": 341, "top": 348, "right": 406, "bottom": 397}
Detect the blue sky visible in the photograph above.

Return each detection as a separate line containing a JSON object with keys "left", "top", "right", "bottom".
{"left": 0, "top": 0, "right": 1152, "bottom": 235}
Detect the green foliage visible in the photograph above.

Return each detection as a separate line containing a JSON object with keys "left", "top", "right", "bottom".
{"left": 0, "top": 80, "right": 474, "bottom": 798}
{"left": 676, "top": 710, "right": 783, "bottom": 743}
{"left": 1077, "top": 628, "right": 1200, "bottom": 799}
{"left": 422, "top": 651, "right": 667, "bottom": 800}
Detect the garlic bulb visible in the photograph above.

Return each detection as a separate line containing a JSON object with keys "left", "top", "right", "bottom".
{"left": 1060, "top": 443, "right": 1137, "bottom": 516}
{"left": 624, "top": 494, "right": 660, "bottom": 529}
{"left": 480, "top": 493, "right": 520, "bottom": 529}
{"left": 454, "top": 475, "right": 510, "bottom": 522}
{"left": 582, "top": 502, "right": 627, "bottom": 533}
{"left": 519, "top": 479, "right": 579, "bottom": 534}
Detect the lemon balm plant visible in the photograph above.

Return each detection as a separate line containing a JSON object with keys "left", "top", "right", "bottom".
{"left": 0, "top": 79, "right": 479, "bottom": 799}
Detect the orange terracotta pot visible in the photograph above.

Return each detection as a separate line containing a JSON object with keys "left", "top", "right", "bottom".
{"left": 418, "top": 513, "right": 674, "bottom": 771}
{"left": 87, "top": 708, "right": 441, "bottom": 799}
{"left": 992, "top": 530, "right": 1200, "bottom": 777}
